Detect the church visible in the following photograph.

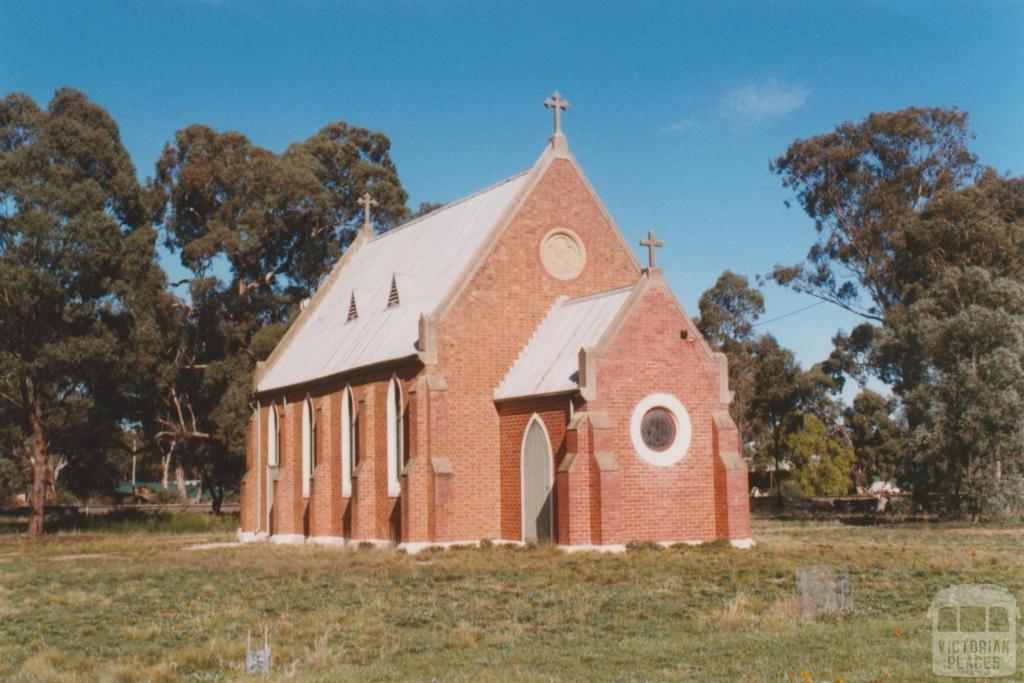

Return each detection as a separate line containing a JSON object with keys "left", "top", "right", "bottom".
{"left": 238, "top": 94, "right": 752, "bottom": 551}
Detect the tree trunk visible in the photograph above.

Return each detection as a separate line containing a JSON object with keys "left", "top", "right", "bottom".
{"left": 161, "top": 444, "right": 173, "bottom": 491}
{"left": 772, "top": 431, "right": 783, "bottom": 498}
{"left": 175, "top": 466, "right": 188, "bottom": 503}
{"left": 27, "top": 399, "right": 47, "bottom": 538}
{"left": 47, "top": 456, "right": 66, "bottom": 505}
{"left": 211, "top": 486, "right": 224, "bottom": 515}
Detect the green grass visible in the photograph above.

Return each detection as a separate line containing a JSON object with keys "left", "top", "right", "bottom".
{"left": 0, "top": 510, "right": 239, "bottom": 536}
{"left": 0, "top": 517, "right": 1021, "bottom": 682}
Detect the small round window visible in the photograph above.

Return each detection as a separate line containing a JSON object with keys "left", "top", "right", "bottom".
{"left": 630, "top": 393, "right": 692, "bottom": 466}
{"left": 641, "top": 408, "right": 676, "bottom": 452}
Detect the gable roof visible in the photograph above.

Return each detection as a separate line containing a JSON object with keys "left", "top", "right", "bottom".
{"left": 257, "top": 171, "right": 530, "bottom": 393}
{"left": 494, "top": 285, "right": 634, "bottom": 401}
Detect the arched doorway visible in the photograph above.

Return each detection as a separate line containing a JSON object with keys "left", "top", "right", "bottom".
{"left": 521, "top": 416, "right": 553, "bottom": 542}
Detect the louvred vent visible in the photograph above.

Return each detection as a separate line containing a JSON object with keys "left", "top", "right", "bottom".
{"left": 387, "top": 275, "right": 400, "bottom": 308}
{"left": 347, "top": 292, "right": 358, "bottom": 321}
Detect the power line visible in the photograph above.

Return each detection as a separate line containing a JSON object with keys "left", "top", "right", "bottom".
{"left": 751, "top": 300, "right": 827, "bottom": 328}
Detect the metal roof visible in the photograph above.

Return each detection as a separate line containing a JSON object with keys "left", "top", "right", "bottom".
{"left": 258, "top": 171, "right": 531, "bottom": 393}
{"left": 494, "top": 285, "right": 634, "bottom": 400}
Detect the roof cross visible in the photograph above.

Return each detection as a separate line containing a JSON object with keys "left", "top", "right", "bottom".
{"left": 357, "top": 192, "right": 379, "bottom": 229}
{"left": 544, "top": 91, "right": 570, "bottom": 137}
{"left": 640, "top": 230, "right": 663, "bottom": 269}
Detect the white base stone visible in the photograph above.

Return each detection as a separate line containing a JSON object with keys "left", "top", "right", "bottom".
{"left": 268, "top": 534, "right": 307, "bottom": 545}
{"left": 648, "top": 538, "right": 757, "bottom": 549}
{"left": 399, "top": 541, "right": 449, "bottom": 554}
{"left": 398, "top": 539, "right": 482, "bottom": 554}
{"left": 399, "top": 538, "right": 532, "bottom": 554}
{"left": 308, "top": 536, "right": 347, "bottom": 548}
{"left": 240, "top": 534, "right": 755, "bottom": 552}
{"left": 349, "top": 538, "right": 394, "bottom": 550}
{"left": 651, "top": 538, "right": 756, "bottom": 548}
{"left": 559, "top": 543, "right": 627, "bottom": 554}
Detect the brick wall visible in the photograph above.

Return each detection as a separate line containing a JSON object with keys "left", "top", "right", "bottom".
{"left": 496, "top": 397, "right": 574, "bottom": 540}
{"left": 586, "top": 280, "right": 750, "bottom": 542}
{"left": 244, "top": 361, "right": 421, "bottom": 542}
{"left": 239, "top": 412, "right": 258, "bottom": 532}
{"left": 434, "top": 157, "right": 639, "bottom": 539}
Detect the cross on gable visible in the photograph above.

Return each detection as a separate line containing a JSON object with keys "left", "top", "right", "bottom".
{"left": 640, "top": 230, "right": 663, "bottom": 269}
{"left": 357, "top": 192, "right": 379, "bottom": 228}
{"left": 544, "top": 91, "right": 570, "bottom": 137}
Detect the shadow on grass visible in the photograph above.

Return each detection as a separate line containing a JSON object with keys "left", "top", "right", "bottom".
{"left": 0, "top": 509, "right": 239, "bottom": 535}
{"left": 760, "top": 511, "right": 1022, "bottom": 528}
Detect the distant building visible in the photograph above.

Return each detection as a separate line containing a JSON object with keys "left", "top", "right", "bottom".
{"left": 238, "top": 95, "right": 751, "bottom": 550}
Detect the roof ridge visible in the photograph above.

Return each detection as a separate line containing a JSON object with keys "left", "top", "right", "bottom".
{"left": 368, "top": 169, "right": 531, "bottom": 244}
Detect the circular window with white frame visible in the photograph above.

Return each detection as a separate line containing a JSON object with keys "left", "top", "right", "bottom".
{"left": 630, "top": 393, "right": 692, "bottom": 466}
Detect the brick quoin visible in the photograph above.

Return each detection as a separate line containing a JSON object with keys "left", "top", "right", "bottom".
{"left": 239, "top": 141, "right": 752, "bottom": 549}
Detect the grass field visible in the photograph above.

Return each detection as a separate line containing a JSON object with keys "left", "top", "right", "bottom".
{"left": 0, "top": 516, "right": 1021, "bottom": 682}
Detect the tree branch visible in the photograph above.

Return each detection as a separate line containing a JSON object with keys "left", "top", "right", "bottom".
{"left": 793, "top": 284, "right": 886, "bottom": 323}
{"left": 0, "top": 390, "right": 23, "bottom": 409}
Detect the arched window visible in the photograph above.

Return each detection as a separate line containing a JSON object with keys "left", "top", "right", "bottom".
{"left": 266, "top": 403, "right": 279, "bottom": 533}
{"left": 267, "top": 404, "right": 279, "bottom": 467}
{"left": 386, "top": 376, "right": 403, "bottom": 497}
{"left": 341, "top": 386, "right": 356, "bottom": 498}
{"left": 301, "top": 395, "right": 314, "bottom": 498}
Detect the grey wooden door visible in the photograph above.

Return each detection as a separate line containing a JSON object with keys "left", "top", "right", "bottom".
{"left": 522, "top": 419, "right": 553, "bottom": 542}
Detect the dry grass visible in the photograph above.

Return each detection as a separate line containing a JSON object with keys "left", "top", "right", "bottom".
{"left": 0, "top": 518, "right": 1021, "bottom": 681}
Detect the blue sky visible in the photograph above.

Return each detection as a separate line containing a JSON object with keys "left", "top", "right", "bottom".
{"left": 2, "top": 1, "right": 1022, "bottom": 400}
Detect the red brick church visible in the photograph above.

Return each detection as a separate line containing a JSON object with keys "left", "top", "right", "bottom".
{"left": 238, "top": 94, "right": 752, "bottom": 551}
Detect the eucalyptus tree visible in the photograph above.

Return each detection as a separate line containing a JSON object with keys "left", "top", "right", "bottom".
{"left": 773, "top": 107, "right": 1024, "bottom": 512}
{"left": 697, "top": 272, "right": 846, "bottom": 491}
{"left": 844, "top": 390, "right": 904, "bottom": 491}
{"left": 0, "top": 89, "right": 169, "bottom": 534}
{"left": 150, "top": 122, "right": 410, "bottom": 509}
{"left": 697, "top": 271, "right": 764, "bottom": 458}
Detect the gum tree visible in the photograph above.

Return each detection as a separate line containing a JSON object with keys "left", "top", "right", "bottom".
{"left": 0, "top": 89, "right": 169, "bottom": 535}
{"left": 150, "top": 122, "right": 410, "bottom": 510}
{"left": 773, "top": 107, "right": 1024, "bottom": 512}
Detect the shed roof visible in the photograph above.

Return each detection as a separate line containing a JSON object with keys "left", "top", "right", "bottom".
{"left": 494, "top": 285, "right": 634, "bottom": 400}
{"left": 258, "top": 171, "right": 530, "bottom": 393}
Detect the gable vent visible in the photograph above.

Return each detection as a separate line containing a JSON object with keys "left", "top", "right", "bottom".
{"left": 347, "top": 292, "right": 358, "bottom": 322}
{"left": 387, "top": 274, "right": 400, "bottom": 308}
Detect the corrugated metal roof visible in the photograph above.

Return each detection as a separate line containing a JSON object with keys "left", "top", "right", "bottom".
{"left": 494, "top": 285, "right": 634, "bottom": 400}
{"left": 258, "top": 171, "right": 531, "bottom": 393}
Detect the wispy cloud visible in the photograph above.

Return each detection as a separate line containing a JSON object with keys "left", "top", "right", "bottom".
{"left": 666, "top": 78, "right": 810, "bottom": 133}
{"left": 722, "top": 79, "right": 809, "bottom": 122}
{"left": 665, "top": 116, "right": 699, "bottom": 133}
